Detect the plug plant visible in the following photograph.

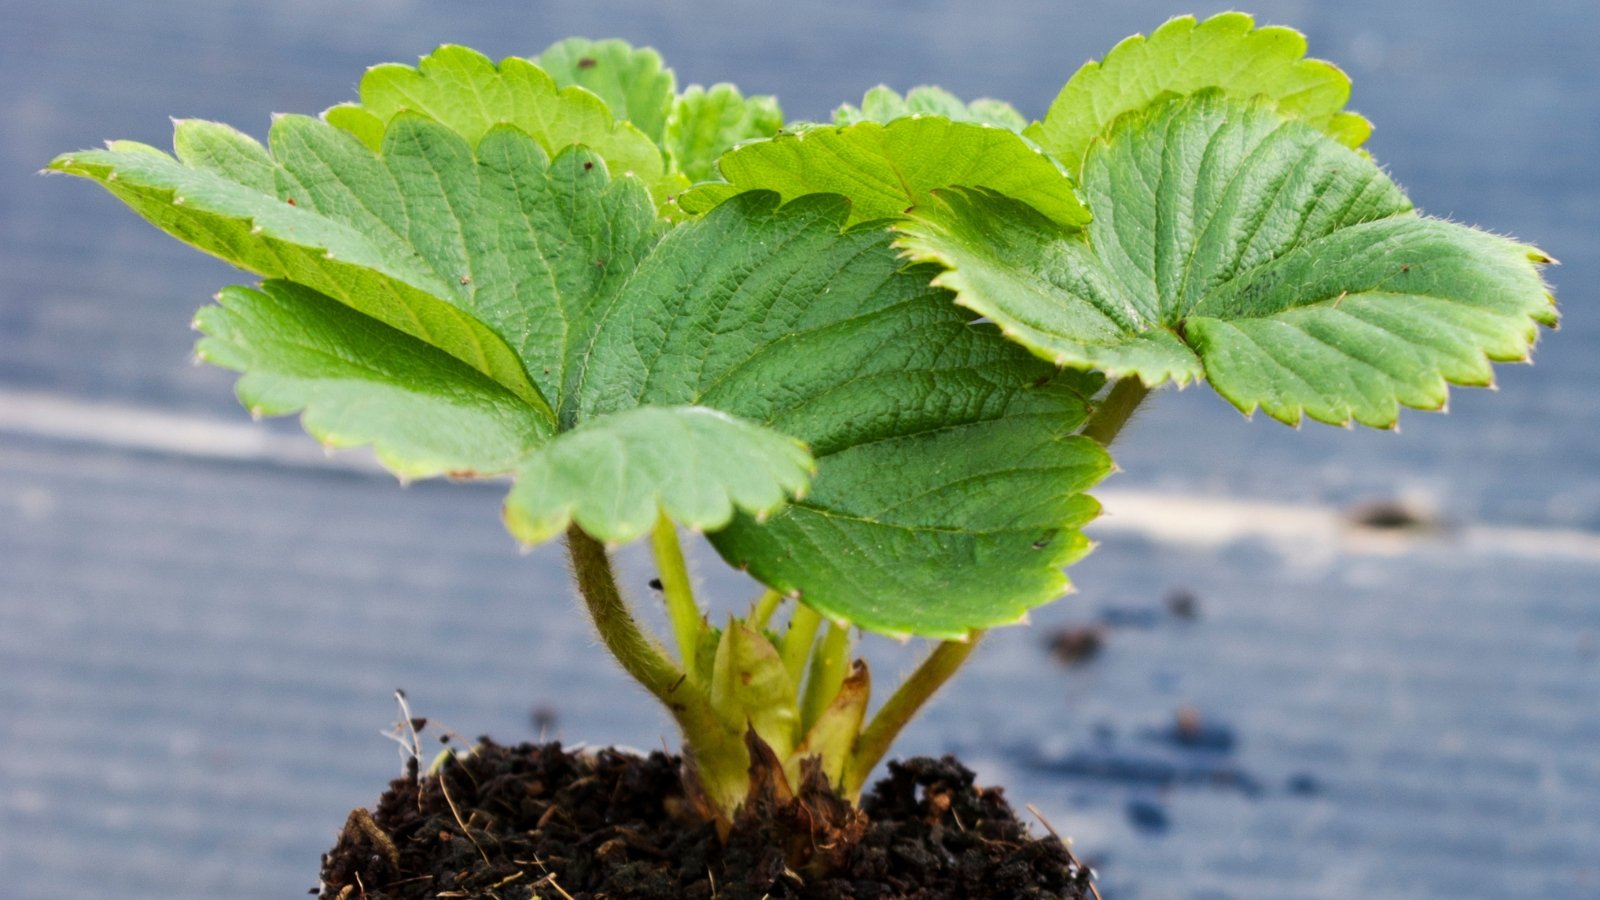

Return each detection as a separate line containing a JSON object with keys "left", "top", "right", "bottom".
{"left": 51, "top": 14, "right": 1556, "bottom": 830}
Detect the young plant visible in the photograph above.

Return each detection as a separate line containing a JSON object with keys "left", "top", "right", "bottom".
{"left": 50, "top": 14, "right": 1555, "bottom": 830}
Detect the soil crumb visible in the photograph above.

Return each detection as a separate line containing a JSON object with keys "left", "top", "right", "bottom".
{"left": 319, "top": 739, "right": 1096, "bottom": 899}
{"left": 1046, "top": 626, "right": 1105, "bottom": 668}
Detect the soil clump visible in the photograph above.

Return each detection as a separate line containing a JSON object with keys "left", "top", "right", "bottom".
{"left": 320, "top": 738, "right": 1096, "bottom": 899}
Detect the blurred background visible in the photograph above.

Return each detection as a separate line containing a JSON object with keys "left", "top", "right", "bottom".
{"left": 2, "top": 1, "right": 1596, "bottom": 897}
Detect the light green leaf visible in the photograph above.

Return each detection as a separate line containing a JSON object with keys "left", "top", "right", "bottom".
{"left": 503, "top": 406, "right": 814, "bottom": 545}
{"left": 51, "top": 113, "right": 669, "bottom": 422}
{"left": 835, "top": 85, "right": 1026, "bottom": 132}
{"left": 578, "top": 192, "right": 1112, "bottom": 638}
{"left": 709, "top": 622, "right": 802, "bottom": 758}
{"left": 1026, "top": 11, "right": 1371, "bottom": 177}
{"left": 172, "top": 118, "right": 276, "bottom": 192}
{"left": 665, "top": 83, "right": 783, "bottom": 184}
{"left": 898, "top": 91, "right": 1557, "bottom": 428}
{"left": 678, "top": 117, "right": 1088, "bottom": 229}
{"left": 536, "top": 37, "right": 677, "bottom": 143}
{"left": 197, "top": 281, "right": 552, "bottom": 478}
{"left": 326, "top": 44, "right": 680, "bottom": 203}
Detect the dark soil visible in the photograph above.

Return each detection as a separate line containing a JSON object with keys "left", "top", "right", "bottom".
{"left": 319, "top": 739, "right": 1097, "bottom": 899}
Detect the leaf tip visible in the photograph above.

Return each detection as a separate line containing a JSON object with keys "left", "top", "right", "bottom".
{"left": 248, "top": 405, "right": 264, "bottom": 421}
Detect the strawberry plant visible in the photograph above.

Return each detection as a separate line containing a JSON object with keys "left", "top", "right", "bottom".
{"left": 50, "top": 13, "right": 1555, "bottom": 833}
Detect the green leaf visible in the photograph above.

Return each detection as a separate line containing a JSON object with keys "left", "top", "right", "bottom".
{"left": 677, "top": 117, "right": 1088, "bottom": 230}
{"left": 197, "top": 281, "right": 552, "bottom": 478}
{"left": 503, "top": 406, "right": 814, "bottom": 545}
{"left": 835, "top": 85, "right": 1026, "bottom": 132}
{"left": 172, "top": 118, "right": 276, "bottom": 192}
{"left": 324, "top": 45, "right": 680, "bottom": 203}
{"left": 577, "top": 192, "right": 1112, "bottom": 638}
{"left": 1026, "top": 11, "right": 1371, "bottom": 178}
{"left": 536, "top": 38, "right": 676, "bottom": 143}
{"left": 665, "top": 83, "right": 783, "bottom": 184}
{"left": 58, "top": 105, "right": 1111, "bottom": 637}
{"left": 709, "top": 622, "right": 802, "bottom": 758}
{"left": 898, "top": 91, "right": 1558, "bottom": 428}
{"left": 51, "top": 114, "right": 669, "bottom": 423}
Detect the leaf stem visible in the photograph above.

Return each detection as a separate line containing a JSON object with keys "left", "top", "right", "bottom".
{"left": 1081, "top": 377, "right": 1151, "bottom": 446}
{"left": 780, "top": 603, "right": 822, "bottom": 687}
{"left": 750, "top": 588, "right": 783, "bottom": 632}
{"left": 844, "top": 632, "right": 981, "bottom": 797}
{"left": 801, "top": 621, "right": 853, "bottom": 732}
{"left": 650, "top": 516, "right": 704, "bottom": 683}
{"left": 566, "top": 526, "right": 707, "bottom": 719}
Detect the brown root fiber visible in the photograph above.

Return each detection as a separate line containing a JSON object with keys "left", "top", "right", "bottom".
{"left": 319, "top": 739, "right": 1096, "bottom": 899}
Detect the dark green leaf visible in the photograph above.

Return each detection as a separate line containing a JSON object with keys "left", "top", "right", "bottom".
{"left": 578, "top": 192, "right": 1112, "bottom": 637}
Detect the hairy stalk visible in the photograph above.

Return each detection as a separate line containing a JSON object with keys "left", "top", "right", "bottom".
{"left": 1081, "top": 377, "right": 1151, "bottom": 446}
{"left": 843, "top": 634, "right": 980, "bottom": 797}
{"left": 565, "top": 526, "right": 716, "bottom": 730}
{"left": 650, "top": 516, "right": 704, "bottom": 683}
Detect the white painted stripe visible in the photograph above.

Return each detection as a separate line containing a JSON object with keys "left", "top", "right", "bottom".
{"left": 3, "top": 389, "right": 1598, "bottom": 563}
{"left": 0, "top": 388, "right": 381, "bottom": 474}
{"left": 1088, "top": 489, "right": 1600, "bottom": 563}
